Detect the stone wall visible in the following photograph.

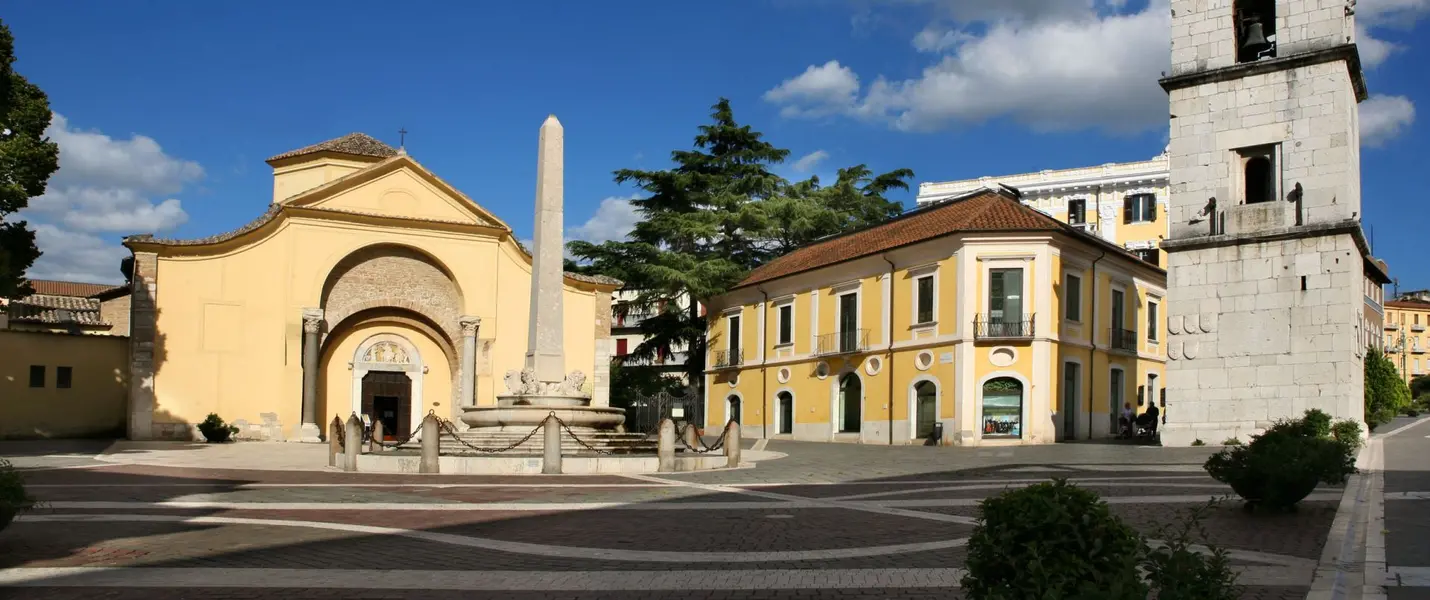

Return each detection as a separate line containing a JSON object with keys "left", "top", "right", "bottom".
{"left": 1166, "top": 59, "right": 1361, "bottom": 235}
{"left": 100, "top": 294, "right": 131, "bottom": 337}
{"left": 1162, "top": 232, "right": 1366, "bottom": 445}
{"left": 1170, "top": 0, "right": 1356, "bottom": 76}
{"left": 321, "top": 245, "right": 463, "bottom": 343}
{"left": 127, "top": 251, "right": 159, "bottom": 440}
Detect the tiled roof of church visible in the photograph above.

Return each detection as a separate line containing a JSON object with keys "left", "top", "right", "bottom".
{"left": 24, "top": 279, "right": 125, "bottom": 298}
{"left": 267, "top": 132, "right": 399, "bottom": 162}
{"left": 6, "top": 293, "right": 109, "bottom": 326}
{"left": 734, "top": 187, "right": 1152, "bottom": 289}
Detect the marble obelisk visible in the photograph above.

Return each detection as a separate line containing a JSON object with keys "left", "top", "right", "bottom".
{"left": 526, "top": 115, "right": 566, "bottom": 385}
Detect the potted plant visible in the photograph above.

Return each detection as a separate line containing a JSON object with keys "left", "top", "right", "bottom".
{"left": 0, "top": 458, "right": 36, "bottom": 533}
{"left": 197, "top": 413, "right": 240, "bottom": 443}
{"left": 1204, "top": 412, "right": 1357, "bottom": 511}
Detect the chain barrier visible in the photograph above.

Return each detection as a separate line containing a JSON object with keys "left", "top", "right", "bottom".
{"left": 673, "top": 421, "right": 730, "bottom": 454}
{"left": 434, "top": 415, "right": 549, "bottom": 454}
{"left": 369, "top": 419, "right": 423, "bottom": 449}
{"left": 551, "top": 414, "right": 613, "bottom": 455}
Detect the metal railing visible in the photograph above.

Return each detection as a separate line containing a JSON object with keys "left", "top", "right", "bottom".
{"left": 1109, "top": 328, "right": 1138, "bottom": 353}
{"left": 1414, "top": 324, "right": 1426, "bottom": 332}
{"left": 1414, "top": 345, "right": 1426, "bottom": 354}
{"left": 1386, "top": 322, "right": 1401, "bottom": 330}
{"left": 615, "top": 311, "right": 656, "bottom": 328}
{"left": 973, "top": 314, "right": 1034, "bottom": 340}
{"left": 711, "top": 348, "right": 743, "bottom": 369}
{"left": 816, "top": 329, "right": 870, "bottom": 355}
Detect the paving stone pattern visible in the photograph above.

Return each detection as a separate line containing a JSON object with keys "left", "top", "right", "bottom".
{"left": 1, "top": 439, "right": 1334, "bottom": 599}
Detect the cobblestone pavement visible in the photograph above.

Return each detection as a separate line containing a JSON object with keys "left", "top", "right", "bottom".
{"left": 1, "top": 439, "right": 1337, "bottom": 599}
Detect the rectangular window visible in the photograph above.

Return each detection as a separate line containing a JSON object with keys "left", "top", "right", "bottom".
{"left": 988, "top": 268, "right": 1024, "bottom": 323}
{"left": 777, "top": 304, "right": 793, "bottom": 345}
{"left": 1148, "top": 300, "right": 1160, "bottom": 342}
{"left": 57, "top": 366, "right": 73, "bottom": 389}
{"left": 616, "top": 338, "right": 629, "bottom": 356}
{"left": 1135, "top": 248, "right": 1160, "bottom": 267}
{"left": 29, "top": 365, "right": 45, "bottom": 388}
{"left": 1064, "top": 274, "right": 1082, "bottom": 322}
{"left": 1111, "top": 289, "right": 1126, "bottom": 332}
{"left": 915, "top": 276, "right": 935, "bottom": 324}
{"left": 1068, "top": 199, "right": 1087, "bottom": 224}
{"left": 838, "top": 293, "right": 858, "bottom": 353}
{"left": 728, "top": 315, "right": 741, "bottom": 356}
{"left": 1123, "top": 194, "right": 1157, "bottom": 223}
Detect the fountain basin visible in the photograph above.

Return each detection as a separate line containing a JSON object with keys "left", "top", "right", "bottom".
{"left": 461, "top": 404, "right": 626, "bottom": 432}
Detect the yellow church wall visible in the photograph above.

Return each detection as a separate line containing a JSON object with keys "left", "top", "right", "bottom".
{"left": 302, "top": 168, "right": 484, "bottom": 225}
{"left": 0, "top": 330, "right": 129, "bottom": 439}
{"left": 142, "top": 159, "right": 606, "bottom": 439}
{"left": 317, "top": 320, "right": 453, "bottom": 425}
{"left": 271, "top": 156, "right": 374, "bottom": 204}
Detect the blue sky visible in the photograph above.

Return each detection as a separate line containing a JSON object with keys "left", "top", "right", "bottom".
{"left": 5, "top": 0, "right": 1426, "bottom": 288}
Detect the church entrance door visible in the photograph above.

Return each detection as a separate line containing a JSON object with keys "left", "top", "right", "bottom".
{"left": 361, "top": 372, "right": 411, "bottom": 439}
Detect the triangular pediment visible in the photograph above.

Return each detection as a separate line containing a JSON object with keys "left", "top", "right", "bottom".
{"left": 284, "top": 156, "right": 508, "bottom": 230}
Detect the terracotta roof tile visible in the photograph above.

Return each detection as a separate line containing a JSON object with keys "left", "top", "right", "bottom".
{"left": 736, "top": 189, "right": 1063, "bottom": 288}
{"left": 1387, "top": 299, "right": 1430, "bottom": 310}
{"left": 24, "top": 279, "right": 124, "bottom": 298}
{"left": 267, "top": 133, "right": 398, "bottom": 162}
{"left": 7, "top": 294, "right": 108, "bottom": 326}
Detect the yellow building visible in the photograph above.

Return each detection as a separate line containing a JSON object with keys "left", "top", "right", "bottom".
{"left": 1385, "top": 298, "right": 1430, "bottom": 384}
{"left": 704, "top": 187, "right": 1167, "bottom": 446}
{"left": 121, "top": 132, "right": 620, "bottom": 441}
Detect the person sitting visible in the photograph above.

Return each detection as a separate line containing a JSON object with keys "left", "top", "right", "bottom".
{"left": 1118, "top": 402, "right": 1135, "bottom": 439}
{"left": 1136, "top": 403, "right": 1160, "bottom": 438}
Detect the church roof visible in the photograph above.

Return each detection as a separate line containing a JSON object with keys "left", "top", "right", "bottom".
{"left": 267, "top": 133, "right": 399, "bottom": 163}
{"left": 6, "top": 293, "right": 109, "bottom": 327}
{"left": 23, "top": 279, "right": 125, "bottom": 298}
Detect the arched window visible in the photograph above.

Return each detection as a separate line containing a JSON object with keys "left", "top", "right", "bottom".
{"left": 839, "top": 373, "right": 862, "bottom": 433}
{"left": 727, "top": 395, "right": 741, "bottom": 424}
{"left": 777, "top": 391, "right": 794, "bottom": 435}
{"left": 981, "top": 377, "right": 1023, "bottom": 439}
{"left": 914, "top": 381, "right": 938, "bottom": 439}
{"left": 1244, "top": 156, "right": 1273, "bottom": 204}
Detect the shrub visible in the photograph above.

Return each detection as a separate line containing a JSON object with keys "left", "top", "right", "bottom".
{"left": 1301, "top": 409, "right": 1332, "bottom": 438}
{"left": 1221, "top": 438, "right": 1241, "bottom": 446}
{"left": 0, "top": 458, "right": 36, "bottom": 533}
{"left": 1365, "top": 349, "right": 1410, "bottom": 430}
{"left": 1331, "top": 419, "right": 1364, "bottom": 453}
{"left": 1143, "top": 500, "right": 1242, "bottom": 600}
{"left": 1204, "top": 417, "right": 1356, "bottom": 511}
{"left": 962, "top": 479, "right": 1146, "bottom": 599}
{"left": 1191, "top": 439, "right": 1206, "bottom": 446}
{"left": 197, "top": 413, "right": 240, "bottom": 443}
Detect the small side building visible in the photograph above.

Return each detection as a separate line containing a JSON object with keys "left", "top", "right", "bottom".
{"left": 703, "top": 187, "right": 1168, "bottom": 446}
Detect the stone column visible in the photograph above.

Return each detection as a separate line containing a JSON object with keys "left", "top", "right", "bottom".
{"left": 458, "top": 316, "right": 481, "bottom": 418}
{"left": 591, "top": 290, "right": 613, "bottom": 407}
{"left": 127, "top": 251, "right": 159, "bottom": 440}
{"left": 299, "top": 308, "right": 324, "bottom": 442}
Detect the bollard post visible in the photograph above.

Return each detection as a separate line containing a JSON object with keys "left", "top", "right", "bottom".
{"left": 682, "top": 421, "right": 699, "bottom": 449}
{"left": 542, "top": 415, "right": 563, "bottom": 474}
{"left": 344, "top": 413, "right": 363, "bottom": 472}
{"left": 657, "top": 418, "right": 676, "bottom": 472}
{"left": 328, "top": 416, "right": 341, "bottom": 467}
{"left": 369, "top": 420, "right": 384, "bottom": 453}
{"left": 420, "top": 413, "right": 440, "bottom": 474}
{"left": 724, "top": 420, "right": 741, "bottom": 468}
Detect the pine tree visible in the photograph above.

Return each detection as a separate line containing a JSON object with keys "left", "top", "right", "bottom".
{"left": 0, "top": 21, "right": 60, "bottom": 299}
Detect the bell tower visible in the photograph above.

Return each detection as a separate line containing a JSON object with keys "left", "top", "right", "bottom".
{"left": 1158, "top": 0, "right": 1384, "bottom": 445}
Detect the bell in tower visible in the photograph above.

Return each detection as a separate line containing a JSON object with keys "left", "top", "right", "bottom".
{"left": 1235, "top": 0, "right": 1276, "bottom": 62}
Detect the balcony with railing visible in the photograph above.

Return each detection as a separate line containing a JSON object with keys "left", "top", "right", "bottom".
{"left": 1109, "top": 328, "right": 1138, "bottom": 354}
{"left": 1414, "top": 344, "right": 1426, "bottom": 354}
{"left": 1415, "top": 324, "right": 1426, "bottom": 333}
{"left": 614, "top": 311, "right": 657, "bottom": 329}
{"left": 711, "top": 348, "right": 743, "bottom": 369}
{"left": 816, "top": 329, "right": 870, "bottom": 355}
{"left": 1387, "top": 322, "right": 1401, "bottom": 331}
{"left": 973, "top": 314, "right": 1034, "bottom": 341}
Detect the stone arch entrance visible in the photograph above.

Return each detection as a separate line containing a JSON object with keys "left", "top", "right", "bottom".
{"left": 351, "top": 334, "right": 425, "bottom": 438}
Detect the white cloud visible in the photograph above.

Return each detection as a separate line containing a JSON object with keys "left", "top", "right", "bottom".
{"left": 19, "top": 114, "right": 203, "bottom": 283}
{"left": 567, "top": 195, "right": 642, "bottom": 245}
{"left": 766, "top": 1, "right": 1172, "bottom": 132}
{"left": 1360, "top": 94, "right": 1416, "bottom": 147}
{"left": 792, "top": 150, "right": 831, "bottom": 173}
{"left": 24, "top": 224, "right": 129, "bottom": 284}
{"left": 1356, "top": 0, "right": 1430, "bottom": 68}
{"left": 762, "top": 60, "right": 862, "bottom": 118}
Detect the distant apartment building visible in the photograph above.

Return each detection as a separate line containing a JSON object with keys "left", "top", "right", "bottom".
{"left": 916, "top": 153, "right": 1170, "bottom": 268}
{"left": 611, "top": 289, "right": 698, "bottom": 381}
{"left": 1385, "top": 297, "right": 1430, "bottom": 384}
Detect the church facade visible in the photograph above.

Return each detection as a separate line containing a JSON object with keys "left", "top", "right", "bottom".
{"left": 122, "top": 133, "right": 620, "bottom": 441}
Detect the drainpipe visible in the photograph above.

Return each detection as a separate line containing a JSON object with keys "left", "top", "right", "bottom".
{"left": 759, "top": 286, "right": 770, "bottom": 439}
{"left": 883, "top": 255, "right": 896, "bottom": 446}
{"left": 1088, "top": 249, "right": 1107, "bottom": 441}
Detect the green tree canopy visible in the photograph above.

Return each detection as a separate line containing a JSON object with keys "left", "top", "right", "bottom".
{"left": 0, "top": 20, "right": 60, "bottom": 299}
{"left": 1365, "top": 348, "right": 1411, "bottom": 430}
{"left": 569, "top": 98, "right": 914, "bottom": 400}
